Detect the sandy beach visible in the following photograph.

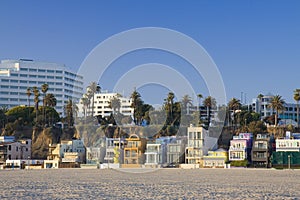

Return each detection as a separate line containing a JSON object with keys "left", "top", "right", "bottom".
{"left": 0, "top": 168, "right": 299, "bottom": 199}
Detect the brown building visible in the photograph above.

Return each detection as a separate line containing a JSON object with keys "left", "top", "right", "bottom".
{"left": 251, "top": 134, "right": 272, "bottom": 168}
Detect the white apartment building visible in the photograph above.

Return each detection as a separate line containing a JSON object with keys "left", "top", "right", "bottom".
{"left": 0, "top": 59, "right": 84, "bottom": 115}
{"left": 252, "top": 93, "right": 298, "bottom": 123}
{"left": 78, "top": 91, "right": 134, "bottom": 118}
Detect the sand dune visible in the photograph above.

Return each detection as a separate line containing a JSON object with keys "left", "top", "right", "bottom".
{"left": 0, "top": 168, "right": 299, "bottom": 199}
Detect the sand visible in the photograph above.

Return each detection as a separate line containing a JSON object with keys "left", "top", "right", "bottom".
{"left": 0, "top": 168, "right": 299, "bottom": 199}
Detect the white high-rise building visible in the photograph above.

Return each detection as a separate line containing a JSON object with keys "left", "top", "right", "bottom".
{"left": 77, "top": 91, "right": 134, "bottom": 118}
{"left": 0, "top": 59, "right": 84, "bottom": 115}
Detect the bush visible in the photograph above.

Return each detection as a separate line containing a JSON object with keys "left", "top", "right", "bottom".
{"left": 230, "top": 159, "right": 248, "bottom": 167}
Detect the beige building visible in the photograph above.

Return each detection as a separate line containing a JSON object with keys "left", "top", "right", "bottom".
{"left": 0, "top": 138, "right": 31, "bottom": 166}
{"left": 45, "top": 139, "right": 86, "bottom": 168}
{"left": 185, "top": 126, "right": 208, "bottom": 166}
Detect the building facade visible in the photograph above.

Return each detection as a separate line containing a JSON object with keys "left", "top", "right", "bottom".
{"left": 45, "top": 139, "right": 86, "bottom": 168}
{"left": 104, "top": 137, "right": 125, "bottom": 164}
{"left": 0, "top": 59, "right": 84, "bottom": 115}
{"left": 251, "top": 134, "right": 272, "bottom": 167}
{"left": 229, "top": 133, "right": 253, "bottom": 162}
{"left": 123, "top": 134, "right": 146, "bottom": 168}
{"left": 0, "top": 138, "right": 31, "bottom": 165}
{"left": 252, "top": 94, "right": 298, "bottom": 123}
{"left": 185, "top": 126, "right": 208, "bottom": 165}
{"left": 271, "top": 134, "right": 300, "bottom": 168}
{"left": 203, "top": 148, "right": 228, "bottom": 168}
{"left": 78, "top": 91, "right": 134, "bottom": 119}
{"left": 167, "top": 137, "right": 186, "bottom": 166}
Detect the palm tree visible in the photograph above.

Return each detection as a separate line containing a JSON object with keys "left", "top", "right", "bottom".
{"left": 164, "top": 92, "right": 175, "bottom": 125}
{"left": 26, "top": 87, "right": 32, "bottom": 107}
{"left": 268, "top": 95, "right": 285, "bottom": 127}
{"left": 181, "top": 94, "right": 193, "bottom": 115}
{"left": 87, "top": 82, "right": 101, "bottom": 117}
{"left": 228, "top": 98, "right": 241, "bottom": 127}
{"left": 197, "top": 94, "right": 203, "bottom": 111}
{"left": 26, "top": 87, "right": 32, "bottom": 119}
{"left": 44, "top": 93, "right": 57, "bottom": 125}
{"left": 130, "top": 89, "right": 143, "bottom": 125}
{"left": 203, "top": 96, "right": 216, "bottom": 127}
{"left": 81, "top": 96, "right": 90, "bottom": 119}
{"left": 64, "top": 99, "right": 78, "bottom": 127}
{"left": 32, "top": 86, "right": 40, "bottom": 123}
{"left": 41, "top": 83, "right": 49, "bottom": 125}
{"left": 109, "top": 95, "right": 121, "bottom": 114}
{"left": 294, "top": 89, "right": 300, "bottom": 128}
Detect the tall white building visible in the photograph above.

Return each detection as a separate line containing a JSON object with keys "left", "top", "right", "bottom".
{"left": 78, "top": 91, "right": 134, "bottom": 118}
{"left": 0, "top": 59, "right": 84, "bottom": 115}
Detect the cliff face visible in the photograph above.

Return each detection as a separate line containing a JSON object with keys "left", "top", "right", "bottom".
{"left": 31, "top": 127, "right": 76, "bottom": 159}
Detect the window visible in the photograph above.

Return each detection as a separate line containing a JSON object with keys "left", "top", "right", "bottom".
{"left": 47, "top": 70, "right": 55, "bottom": 73}
{"left": 56, "top": 70, "right": 63, "bottom": 74}
{"left": 10, "top": 86, "right": 18, "bottom": 89}
{"left": 11, "top": 80, "right": 18, "bottom": 83}
{"left": 29, "top": 81, "right": 37, "bottom": 84}
{"left": 47, "top": 76, "right": 54, "bottom": 79}
{"left": 10, "top": 73, "right": 18, "bottom": 77}
{"left": 8, "top": 145, "right": 11, "bottom": 151}
{"left": 1, "top": 79, "right": 9, "bottom": 82}
{"left": 20, "top": 80, "right": 27, "bottom": 83}
{"left": 56, "top": 76, "right": 62, "bottom": 80}
{"left": 29, "top": 68, "right": 37, "bottom": 72}
{"left": 1, "top": 85, "right": 9, "bottom": 88}
{"left": 20, "top": 74, "right": 27, "bottom": 77}
{"left": 38, "top": 69, "right": 46, "bottom": 72}
{"left": 20, "top": 68, "right": 28, "bottom": 71}
{"left": 29, "top": 75, "right": 37, "bottom": 78}
{"left": 10, "top": 92, "right": 18, "bottom": 95}
{"left": 38, "top": 75, "right": 46, "bottom": 79}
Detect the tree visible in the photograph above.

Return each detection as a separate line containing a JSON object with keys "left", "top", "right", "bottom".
{"left": 109, "top": 95, "right": 121, "bottom": 114}
{"left": 26, "top": 87, "right": 32, "bottom": 107}
{"left": 87, "top": 82, "right": 101, "bottom": 117}
{"left": 64, "top": 99, "right": 78, "bottom": 127}
{"left": 44, "top": 93, "right": 57, "bottom": 125}
{"left": 81, "top": 96, "right": 90, "bottom": 119}
{"left": 268, "top": 95, "right": 285, "bottom": 127}
{"left": 181, "top": 94, "right": 193, "bottom": 115}
{"left": 32, "top": 86, "right": 40, "bottom": 123}
{"left": 203, "top": 96, "right": 216, "bottom": 127}
{"left": 26, "top": 87, "right": 32, "bottom": 119}
{"left": 41, "top": 83, "right": 49, "bottom": 125}
{"left": 130, "top": 89, "right": 143, "bottom": 125}
{"left": 294, "top": 89, "right": 300, "bottom": 128}
{"left": 228, "top": 98, "right": 242, "bottom": 127}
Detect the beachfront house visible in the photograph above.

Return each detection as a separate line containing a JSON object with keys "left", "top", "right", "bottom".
{"left": 167, "top": 136, "right": 186, "bottom": 167}
{"left": 251, "top": 133, "right": 272, "bottom": 168}
{"left": 185, "top": 125, "right": 208, "bottom": 166}
{"left": 203, "top": 148, "right": 228, "bottom": 168}
{"left": 103, "top": 137, "right": 126, "bottom": 166}
{"left": 44, "top": 139, "right": 86, "bottom": 168}
{"left": 271, "top": 132, "right": 300, "bottom": 168}
{"left": 0, "top": 137, "right": 31, "bottom": 167}
{"left": 229, "top": 133, "right": 253, "bottom": 162}
{"left": 122, "top": 134, "right": 146, "bottom": 168}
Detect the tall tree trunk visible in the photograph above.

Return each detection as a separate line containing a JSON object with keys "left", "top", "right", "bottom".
{"left": 297, "top": 102, "right": 299, "bottom": 128}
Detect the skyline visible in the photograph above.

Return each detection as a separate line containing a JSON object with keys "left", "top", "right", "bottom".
{"left": 0, "top": 1, "right": 299, "bottom": 104}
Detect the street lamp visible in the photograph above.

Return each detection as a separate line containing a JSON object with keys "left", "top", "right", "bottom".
{"left": 27, "top": 156, "right": 30, "bottom": 170}
{"left": 288, "top": 154, "right": 291, "bottom": 169}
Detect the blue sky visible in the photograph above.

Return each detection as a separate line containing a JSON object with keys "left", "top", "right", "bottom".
{"left": 0, "top": 1, "right": 299, "bottom": 105}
